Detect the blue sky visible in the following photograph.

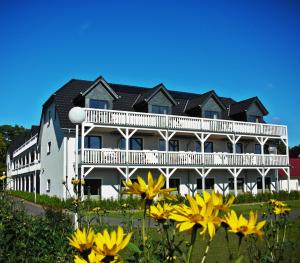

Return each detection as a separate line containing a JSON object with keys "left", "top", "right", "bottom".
{"left": 0, "top": 0, "right": 299, "bottom": 146}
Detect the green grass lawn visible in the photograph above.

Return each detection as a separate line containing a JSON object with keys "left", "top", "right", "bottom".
{"left": 95, "top": 199, "right": 300, "bottom": 219}
{"left": 118, "top": 217, "right": 300, "bottom": 263}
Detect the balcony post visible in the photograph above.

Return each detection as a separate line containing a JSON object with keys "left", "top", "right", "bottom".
{"left": 166, "top": 168, "right": 170, "bottom": 188}
{"left": 287, "top": 167, "right": 291, "bottom": 193}
{"left": 166, "top": 130, "right": 169, "bottom": 167}
{"left": 262, "top": 171, "right": 265, "bottom": 193}
{"left": 228, "top": 168, "right": 242, "bottom": 196}
{"left": 202, "top": 175, "right": 206, "bottom": 192}
{"left": 234, "top": 176, "right": 237, "bottom": 197}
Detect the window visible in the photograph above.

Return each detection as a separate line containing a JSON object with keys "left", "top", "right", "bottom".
{"left": 204, "top": 142, "right": 213, "bottom": 153}
{"left": 85, "top": 136, "right": 102, "bottom": 149}
{"left": 84, "top": 179, "right": 102, "bottom": 196}
{"left": 30, "top": 151, "right": 35, "bottom": 163}
{"left": 227, "top": 143, "right": 243, "bottom": 153}
{"left": 228, "top": 178, "right": 244, "bottom": 190}
{"left": 249, "top": 115, "right": 260, "bottom": 123}
{"left": 204, "top": 111, "right": 219, "bottom": 119}
{"left": 46, "top": 179, "right": 51, "bottom": 192}
{"left": 119, "top": 138, "right": 143, "bottom": 150}
{"left": 255, "top": 144, "right": 262, "bottom": 154}
{"left": 195, "top": 141, "right": 201, "bottom": 152}
{"left": 195, "top": 141, "right": 213, "bottom": 153}
{"left": 159, "top": 139, "right": 179, "bottom": 151}
{"left": 47, "top": 110, "right": 51, "bottom": 126}
{"left": 197, "top": 178, "right": 214, "bottom": 190}
{"left": 169, "top": 178, "right": 180, "bottom": 193}
{"left": 89, "top": 99, "right": 109, "bottom": 109}
{"left": 152, "top": 105, "right": 169, "bottom": 114}
{"left": 47, "top": 142, "right": 51, "bottom": 155}
{"left": 257, "top": 177, "right": 271, "bottom": 190}
{"left": 264, "top": 144, "right": 269, "bottom": 154}
{"left": 130, "top": 138, "right": 143, "bottom": 150}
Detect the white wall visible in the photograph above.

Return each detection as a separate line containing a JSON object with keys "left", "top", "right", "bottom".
{"left": 39, "top": 103, "right": 66, "bottom": 198}
{"left": 279, "top": 178, "right": 299, "bottom": 191}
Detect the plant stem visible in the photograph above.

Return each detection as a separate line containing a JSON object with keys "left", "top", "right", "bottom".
{"left": 186, "top": 225, "right": 198, "bottom": 263}
{"left": 141, "top": 200, "right": 149, "bottom": 262}
{"left": 201, "top": 240, "right": 211, "bottom": 263}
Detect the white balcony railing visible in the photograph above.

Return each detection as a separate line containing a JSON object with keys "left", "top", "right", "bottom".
{"left": 13, "top": 134, "right": 38, "bottom": 158}
{"left": 11, "top": 161, "right": 41, "bottom": 176}
{"left": 83, "top": 149, "right": 289, "bottom": 167}
{"left": 84, "top": 109, "right": 287, "bottom": 137}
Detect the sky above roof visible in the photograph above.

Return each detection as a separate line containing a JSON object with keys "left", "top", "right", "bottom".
{"left": 0, "top": 0, "right": 299, "bottom": 146}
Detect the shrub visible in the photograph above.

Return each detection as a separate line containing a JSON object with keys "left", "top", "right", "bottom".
{"left": 0, "top": 193, "right": 74, "bottom": 262}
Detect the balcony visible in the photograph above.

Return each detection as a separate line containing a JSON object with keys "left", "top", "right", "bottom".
{"left": 13, "top": 134, "right": 38, "bottom": 158}
{"left": 84, "top": 109, "right": 287, "bottom": 137}
{"left": 11, "top": 161, "right": 41, "bottom": 176}
{"left": 82, "top": 149, "right": 288, "bottom": 167}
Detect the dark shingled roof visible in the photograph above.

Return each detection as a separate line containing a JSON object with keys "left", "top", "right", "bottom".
{"left": 7, "top": 125, "right": 39, "bottom": 156}
{"left": 229, "top": 96, "right": 269, "bottom": 116}
{"left": 42, "top": 78, "right": 268, "bottom": 129}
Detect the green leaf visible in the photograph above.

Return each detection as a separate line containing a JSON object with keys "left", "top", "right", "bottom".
{"left": 234, "top": 255, "right": 244, "bottom": 263}
{"left": 127, "top": 242, "right": 141, "bottom": 254}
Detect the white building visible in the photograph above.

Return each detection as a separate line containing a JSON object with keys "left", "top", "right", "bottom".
{"left": 6, "top": 76, "right": 292, "bottom": 199}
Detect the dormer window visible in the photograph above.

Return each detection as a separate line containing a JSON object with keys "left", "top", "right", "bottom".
{"left": 152, "top": 105, "right": 169, "bottom": 114}
{"left": 249, "top": 115, "right": 260, "bottom": 123}
{"left": 204, "top": 111, "right": 219, "bottom": 119}
{"left": 89, "top": 99, "right": 109, "bottom": 109}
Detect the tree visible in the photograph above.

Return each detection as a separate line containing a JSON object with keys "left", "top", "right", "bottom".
{"left": 0, "top": 125, "right": 28, "bottom": 174}
{"left": 289, "top": 145, "right": 300, "bottom": 158}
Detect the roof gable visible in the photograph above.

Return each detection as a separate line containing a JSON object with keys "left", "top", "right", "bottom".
{"left": 82, "top": 76, "right": 119, "bottom": 99}
{"left": 230, "top": 97, "right": 268, "bottom": 116}
{"left": 133, "top": 83, "right": 177, "bottom": 108}
{"left": 185, "top": 90, "right": 226, "bottom": 112}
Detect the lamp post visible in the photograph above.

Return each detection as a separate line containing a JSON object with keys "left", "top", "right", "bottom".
{"left": 68, "top": 107, "right": 85, "bottom": 229}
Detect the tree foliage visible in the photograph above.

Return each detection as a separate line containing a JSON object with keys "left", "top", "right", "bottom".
{"left": 0, "top": 125, "right": 28, "bottom": 173}
{"left": 289, "top": 145, "right": 300, "bottom": 158}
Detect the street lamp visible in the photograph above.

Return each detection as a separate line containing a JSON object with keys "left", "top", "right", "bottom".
{"left": 68, "top": 107, "right": 85, "bottom": 229}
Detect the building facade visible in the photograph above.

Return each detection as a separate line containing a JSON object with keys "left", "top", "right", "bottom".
{"left": 6, "top": 76, "right": 292, "bottom": 199}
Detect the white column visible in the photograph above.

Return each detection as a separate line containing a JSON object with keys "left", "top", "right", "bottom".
{"left": 125, "top": 128, "right": 129, "bottom": 182}
{"left": 262, "top": 170, "right": 265, "bottom": 193}
{"left": 287, "top": 167, "right": 291, "bottom": 193}
{"left": 166, "top": 168, "right": 170, "bottom": 188}
{"left": 202, "top": 175, "right": 205, "bottom": 192}
{"left": 234, "top": 175, "right": 238, "bottom": 196}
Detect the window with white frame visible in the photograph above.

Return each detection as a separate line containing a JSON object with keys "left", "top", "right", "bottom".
{"left": 47, "top": 142, "right": 51, "bottom": 155}
{"left": 46, "top": 179, "right": 51, "bottom": 192}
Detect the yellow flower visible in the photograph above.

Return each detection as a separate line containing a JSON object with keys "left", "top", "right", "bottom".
{"left": 92, "top": 207, "right": 102, "bottom": 213}
{"left": 122, "top": 171, "right": 176, "bottom": 201}
{"left": 121, "top": 203, "right": 129, "bottom": 208}
{"left": 198, "top": 192, "right": 235, "bottom": 212}
{"left": 68, "top": 228, "right": 95, "bottom": 253}
{"left": 169, "top": 194, "right": 221, "bottom": 239}
{"left": 93, "top": 226, "right": 132, "bottom": 261}
{"left": 273, "top": 206, "right": 291, "bottom": 215}
{"left": 224, "top": 210, "right": 266, "bottom": 237}
{"left": 149, "top": 202, "right": 174, "bottom": 221}
{"left": 269, "top": 199, "right": 287, "bottom": 208}
{"left": 74, "top": 255, "right": 88, "bottom": 263}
